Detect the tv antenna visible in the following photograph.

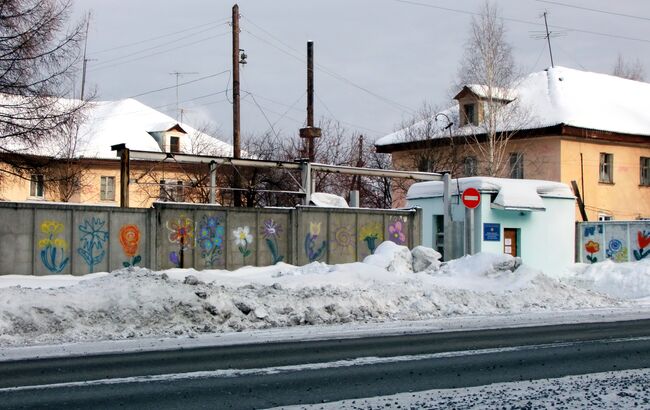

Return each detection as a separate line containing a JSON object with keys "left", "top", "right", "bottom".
{"left": 529, "top": 11, "right": 566, "bottom": 68}
{"left": 169, "top": 71, "right": 198, "bottom": 121}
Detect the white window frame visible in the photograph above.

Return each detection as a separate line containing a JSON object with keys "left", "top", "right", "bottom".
{"left": 464, "top": 156, "right": 477, "bottom": 177}
{"left": 159, "top": 179, "right": 184, "bottom": 202}
{"left": 29, "top": 174, "right": 44, "bottom": 198}
{"left": 641, "top": 157, "right": 650, "bottom": 186}
{"left": 100, "top": 176, "right": 116, "bottom": 201}
{"left": 599, "top": 153, "right": 614, "bottom": 183}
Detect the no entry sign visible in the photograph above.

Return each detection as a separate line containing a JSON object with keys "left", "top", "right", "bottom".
{"left": 462, "top": 187, "right": 481, "bottom": 209}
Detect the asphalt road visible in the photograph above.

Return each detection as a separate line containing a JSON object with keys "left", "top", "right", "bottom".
{"left": 1, "top": 319, "right": 650, "bottom": 409}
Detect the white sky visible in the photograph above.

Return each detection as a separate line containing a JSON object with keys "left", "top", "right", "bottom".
{"left": 71, "top": 0, "right": 650, "bottom": 143}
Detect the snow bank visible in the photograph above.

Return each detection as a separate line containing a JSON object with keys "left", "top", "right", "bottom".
{"left": 0, "top": 242, "right": 623, "bottom": 347}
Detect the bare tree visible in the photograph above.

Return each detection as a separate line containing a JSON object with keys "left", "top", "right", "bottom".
{"left": 0, "top": 0, "right": 86, "bottom": 180}
{"left": 456, "top": 1, "right": 528, "bottom": 176}
{"left": 612, "top": 53, "right": 645, "bottom": 81}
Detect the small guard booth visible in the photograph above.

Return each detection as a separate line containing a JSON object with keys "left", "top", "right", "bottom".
{"left": 407, "top": 177, "right": 576, "bottom": 275}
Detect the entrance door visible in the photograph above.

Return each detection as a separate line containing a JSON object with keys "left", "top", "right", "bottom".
{"left": 503, "top": 228, "right": 518, "bottom": 257}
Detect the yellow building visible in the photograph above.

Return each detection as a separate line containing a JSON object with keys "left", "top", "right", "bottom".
{"left": 376, "top": 66, "right": 650, "bottom": 221}
{"left": 0, "top": 98, "right": 232, "bottom": 207}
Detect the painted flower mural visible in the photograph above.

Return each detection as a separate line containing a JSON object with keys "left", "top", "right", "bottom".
{"left": 332, "top": 225, "right": 354, "bottom": 255}
{"left": 38, "top": 220, "right": 69, "bottom": 273}
{"left": 198, "top": 215, "right": 225, "bottom": 267}
{"left": 585, "top": 240, "right": 600, "bottom": 263}
{"left": 388, "top": 219, "right": 407, "bottom": 245}
{"left": 360, "top": 223, "right": 382, "bottom": 255}
{"left": 77, "top": 217, "right": 109, "bottom": 272}
{"left": 166, "top": 215, "right": 194, "bottom": 268}
{"left": 605, "top": 238, "right": 628, "bottom": 263}
{"left": 261, "top": 219, "right": 283, "bottom": 264}
{"left": 233, "top": 226, "right": 253, "bottom": 262}
{"left": 634, "top": 230, "right": 650, "bottom": 261}
{"left": 119, "top": 224, "right": 142, "bottom": 267}
{"left": 305, "top": 221, "right": 327, "bottom": 262}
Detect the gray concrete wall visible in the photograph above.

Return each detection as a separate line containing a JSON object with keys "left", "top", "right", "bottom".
{"left": 0, "top": 202, "right": 421, "bottom": 275}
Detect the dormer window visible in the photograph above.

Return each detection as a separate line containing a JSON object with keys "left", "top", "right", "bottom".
{"left": 170, "top": 136, "right": 180, "bottom": 153}
{"left": 463, "top": 103, "right": 477, "bottom": 126}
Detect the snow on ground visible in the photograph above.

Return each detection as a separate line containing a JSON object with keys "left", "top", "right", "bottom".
{"left": 0, "top": 241, "right": 647, "bottom": 348}
{"left": 271, "top": 368, "right": 650, "bottom": 410}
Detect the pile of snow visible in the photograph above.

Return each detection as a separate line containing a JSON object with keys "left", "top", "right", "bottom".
{"left": 310, "top": 192, "right": 349, "bottom": 208}
{"left": 0, "top": 241, "right": 628, "bottom": 347}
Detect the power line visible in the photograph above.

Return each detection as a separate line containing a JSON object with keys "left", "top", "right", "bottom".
{"left": 536, "top": 0, "right": 650, "bottom": 22}
{"left": 92, "top": 18, "right": 230, "bottom": 55}
{"left": 89, "top": 32, "right": 230, "bottom": 72}
{"left": 393, "top": 0, "right": 650, "bottom": 44}
{"left": 128, "top": 71, "right": 230, "bottom": 98}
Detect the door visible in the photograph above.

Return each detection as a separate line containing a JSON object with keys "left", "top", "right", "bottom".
{"left": 503, "top": 228, "right": 518, "bottom": 257}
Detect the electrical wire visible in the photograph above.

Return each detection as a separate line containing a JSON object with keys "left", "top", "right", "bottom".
{"left": 536, "top": 0, "right": 650, "bottom": 22}
{"left": 128, "top": 70, "right": 230, "bottom": 98}
{"left": 393, "top": 0, "right": 650, "bottom": 44}
{"left": 92, "top": 17, "right": 231, "bottom": 55}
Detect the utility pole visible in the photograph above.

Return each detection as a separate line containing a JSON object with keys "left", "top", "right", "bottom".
{"left": 299, "top": 40, "right": 321, "bottom": 161}
{"left": 232, "top": 4, "right": 242, "bottom": 206}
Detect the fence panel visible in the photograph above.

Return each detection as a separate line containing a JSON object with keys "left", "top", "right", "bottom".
{"left": 577, "top": 221, "right": 650, "bottom": 263}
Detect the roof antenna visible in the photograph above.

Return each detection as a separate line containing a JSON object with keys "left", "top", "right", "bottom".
{"left": 530, "top": 11, "right": 565, "bottom": 69}
{"left": 169, "top": 71, "right": 198, "bottom": 121}
{"left": 543, "top": 11, "right": 554, "bottom": 68}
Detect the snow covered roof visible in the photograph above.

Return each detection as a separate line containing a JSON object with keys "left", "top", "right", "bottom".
{"left": 455, "top": 84, "right": 517, "bottom": 101}
{"left": 310, "top": 192, "right": 349, "bottom": 208}
{"left": 407, "top": 177, "right": 574, "bottom": 212}
{"left": 76, "top": 98, "right": 232, "bottom": 159}
{"left": 377, "top": 66, "right": 650, "bottom": 147}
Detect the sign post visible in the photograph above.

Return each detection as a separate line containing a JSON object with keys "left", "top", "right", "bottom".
{"left": 462, "top": 187, "right": 480, "bottom": 255}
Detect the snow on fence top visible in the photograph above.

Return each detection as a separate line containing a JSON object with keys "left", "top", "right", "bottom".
{"left": 376, "top": 66, "right": 650, "bottom": 147}
{"left": 407, "top": 177, "right": 574, "bottom": 211}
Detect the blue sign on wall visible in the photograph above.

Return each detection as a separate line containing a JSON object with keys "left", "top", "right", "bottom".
{"left": 483, "top": 223, "right": 501, "bottom": 241}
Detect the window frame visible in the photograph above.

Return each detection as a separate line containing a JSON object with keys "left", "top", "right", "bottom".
{"left": 509, "top": 152, "right": 524, "bottom": 179}
{"left": 100, "top": 176, "right": 116, "bottom": 201}
{"left": 169, "top": 136, "right": 180, "bottom": 153}
{"left": 29, "top": 174, "right": 44, "bottom": 198}
{"left": 599, "top": 153, "right": 614, "bottom": 184}
{"left": 641, "top": 157, "right": 650, "bottom": 186}
{"left": 463, "top": 156, "right": 477, "bottom": 177}
{"left": 463, "top": 103, "right": 477, "bottom": 126}
{"left": 159, "top": 179, "right": 184, "bottom": 202}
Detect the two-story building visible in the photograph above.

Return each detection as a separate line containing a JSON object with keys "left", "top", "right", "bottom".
{"left": 376, "top": 66, "right": 650, "bottom": 221}
{"left": 0, "top": 98, "right": 233, "bottom": 207}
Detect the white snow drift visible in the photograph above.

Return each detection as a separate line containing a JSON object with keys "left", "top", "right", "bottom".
{"left": 0, "top": 241, "right": 647, "bottom": 347}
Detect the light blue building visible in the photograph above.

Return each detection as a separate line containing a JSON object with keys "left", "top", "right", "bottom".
{"left": 407, "top": 177, "right": 576, "bottom": 275}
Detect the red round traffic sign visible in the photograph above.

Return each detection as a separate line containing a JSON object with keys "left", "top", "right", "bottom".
{"left": 461, "top": 187, "right": 481, "bottom": 209}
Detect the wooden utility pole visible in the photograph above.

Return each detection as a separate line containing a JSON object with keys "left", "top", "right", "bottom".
{"left": 232, "top": 4, "right": 242, "bottom": 206}
{"left": 300, "top": 40, "right": 321, "bottom": 161}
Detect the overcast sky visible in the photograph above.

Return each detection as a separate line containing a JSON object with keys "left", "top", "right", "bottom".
{"left": 72, "top": 0, "right": 650, "bottom": 144}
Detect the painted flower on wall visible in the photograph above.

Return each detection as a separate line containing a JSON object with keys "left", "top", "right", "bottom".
{"left": 388, "top": 219, "right": 407, "bottom": 245}
{"left": 38, "top": 220, "right": 69, "bottom": 273}
{"left": 198, "top": 215, "right": 225, "bottom": 267}
{"left": 585, "top": 240, "right": 600, "bottom": 263}
{"left": 332, "top": 225, "right": 354, "bottom": 255}
{"left": 119, "top": 224, "right": 141, "bottom": 267}
{"left": 233, "top": 226, "right": 253, "bottom": 261}
{"left": 305, "top": 221, "right": 327, "bottom": 262}
{"left": 166, "top": 215, "right": 194, "bottom": 268}
{"left": 634, "top": 230, "right": 650, "bottom": 261}
{"left": 360, "top": 223, "right": 382, "bottom": 255}
{"left": 261, "top": 219, "right": 283, "bottom": 264}
{"left": 77, "top": 217, "right": 109, "bottom": 273}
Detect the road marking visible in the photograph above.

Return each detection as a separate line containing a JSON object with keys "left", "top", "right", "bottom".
{"left": 2, "top": 336, "right": 649, "bottom": 392}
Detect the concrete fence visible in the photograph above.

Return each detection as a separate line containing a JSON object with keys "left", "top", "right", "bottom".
{"left": 0, "top": 202, "right": 421, "bottom": 276}
{"left": 576, "top": 221, "right": 650, "bottom": 264}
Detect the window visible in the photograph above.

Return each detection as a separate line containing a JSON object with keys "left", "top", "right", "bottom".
{"left": 100, "top": 176, "right": 115, "bottom": 201}
{"left": 463, "top": 103, "right": 477, "bottom": 125}
{"left": 29, "top": 174, "right": 44, "bottom": 198}
{"left": 464, "top": 156, "right": 477, "bottom": 176}
{"left": 417, "top": 158, "right": 433, "bottom": 172}
{"left": 169, "top": 136, "right": 180, "bottom": 153}
{"left": 599, "top": 153, "right": 613, "bottom": 183}
{"left": 598, "top": 213, "right": 613, "bottom": 221}
{"left": 509, "top": 153, "right": 524, "bottom": 179}
{"left": 641, "top": 157, "right": 650, "bottom": 186}
{"left": 159, "top": 179, "right": 184, "bottom": 202}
